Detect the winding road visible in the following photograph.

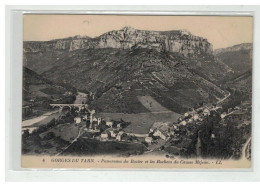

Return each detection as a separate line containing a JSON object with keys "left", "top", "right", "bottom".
{"left": 241, "top": 137, "right": 251, "bottom": 160}
{"left": 55, "top": 126, "right": 85, "bottom": 156}
{"left": 217, "top": 91, "right": 231, "bottom": 104}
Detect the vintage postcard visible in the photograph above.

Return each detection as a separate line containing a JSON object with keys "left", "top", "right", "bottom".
{"left": 22, "top": 15, "right": 253, "bottom": 168}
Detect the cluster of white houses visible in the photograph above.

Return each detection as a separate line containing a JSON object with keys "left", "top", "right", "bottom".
{"left": 143, "top": 105, "right": 225, "bottom": 144}
{"left": 177, "top": 104, "right": 223, "bottom": 126}
{"left": 143, "top": 102, "right": 251, "bottom": 145}
{"left": 71, "top": 101, "right": 251, "bottom": 146}
{"left": 145, "top": 122, "right": 178, "bottom": 144}
{"left": 73, "top": 107, "right": 128, "bottom": 141}
{"left": 100, "top": 129, "right": 127, "bottom": 141}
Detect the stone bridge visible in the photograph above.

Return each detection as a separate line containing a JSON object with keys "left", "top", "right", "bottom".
{"left": 50, "top": 104, "right": 88, "bottom": 111}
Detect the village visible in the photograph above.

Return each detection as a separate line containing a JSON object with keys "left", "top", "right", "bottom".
{"left": 63, "top": 96, "right": 251, "bottom": 158}
{"left": 21, "top": 83, "right": 252, "bottom": 158}
{"left": 71, "top": 105, "right": 132, "bottom": 142}
{"left": 21, "top": 90, "right": 252, "bottom": 159}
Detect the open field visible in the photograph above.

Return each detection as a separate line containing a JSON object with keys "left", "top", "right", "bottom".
{"left": 96, "top": 111, "right": 181, "bottom": 134}
{"left": 96, "top": 95, "right": 181, "bottom": 134}
{"left": 137, "top": 95, "right": 170, "bottom": 112}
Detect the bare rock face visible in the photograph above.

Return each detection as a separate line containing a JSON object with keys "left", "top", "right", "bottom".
{"left": 69, "top": 39, "right": 85, "bottom": 51}
{"left": 24, "top": 27, "right": 213, "bottom": 58}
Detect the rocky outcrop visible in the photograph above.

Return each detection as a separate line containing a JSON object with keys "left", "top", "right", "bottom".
{"left": 214, "top": 43, "right": 252, "bottom": 55}
{"left": 24, "top": 26, "right": 213, "bottom": 58}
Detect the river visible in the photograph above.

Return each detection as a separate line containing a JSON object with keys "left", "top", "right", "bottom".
{"left": 22, "top": 92, "right": 87, "bottom": 132}
{"left": 22, "top": 110, "right": 59, "bottom": 127}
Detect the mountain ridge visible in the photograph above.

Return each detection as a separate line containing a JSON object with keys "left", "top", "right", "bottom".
{"left": 214, "top": 43, "right": 252, "bottom": 55}
{"left": 24, "top": 26, "right": 213, "bottom": 58}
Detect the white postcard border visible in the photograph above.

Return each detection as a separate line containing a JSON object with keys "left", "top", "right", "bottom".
{"left": 5, "top": 5, "right": 260, "bottom": 181}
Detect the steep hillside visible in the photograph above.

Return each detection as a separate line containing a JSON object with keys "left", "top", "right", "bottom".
{"left": 37, "top": 48, "right": 226, "bottom": 114}
{"left": 225, "top": 70, "right": 252, "bottom": 97}
{"left": 23, "top": 67, "right": 76, "bottom": 111}
{"left": 214, "top": 43, "right": 252, "bottom": 79}
{"left": 213, "top": 43, "right": 253, "bottom": 103}
{"left": 23, "top": 27, "right": 228, "bottom": 114}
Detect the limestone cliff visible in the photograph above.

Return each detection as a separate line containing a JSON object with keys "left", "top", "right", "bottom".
{"left": 24, "top": 27, "right": 213, "bottom": 58}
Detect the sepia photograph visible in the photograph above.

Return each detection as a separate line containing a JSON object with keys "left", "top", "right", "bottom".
{"left": 21, "top": 14, "right": 253, "bottom": 168}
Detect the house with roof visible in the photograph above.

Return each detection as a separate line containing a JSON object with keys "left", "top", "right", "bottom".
{"left": 100, "top": 130, "right": 111, "bottom": 140}
{"left": 82, "top": 114, "right": 88, "bottom": 121}
{"left": 106, "top": 128, "right": 119, "bottom": 138}
{"left": 188, "top": 118, "right": 193, "bottom": 123}
{"left": 193, "top": 114, "right": 199, "bottom": 121}
{"left": 145, "top": 137, "right": 153, "bottom": 144}
{"left": 116, "top": 134, "right": 122, "bottom": 141}
{"left": 221, "top": 112, "right": 227, "bottom": 119}
{"left": 74, "top": 117, "right": 81, "bottom": 124}
{"left": 149, "top": 122, "right": 160, "bottom": 133}
{"left": 149, "top": 122, "right": 178, "bottom": 140}
{"left": 106, "top": 121, "right": 113, "bottom": 127}
{"left": 203, "top": 108, "right": 210, "bottom": 116}
{"left": 153, "top": 125, "right": 169, "bottom": 140}
{"left": 177, "top": 117, "right": 184, "bottom": 122}
{"left": 116, "top": 131, "right": 126, "bottom": 141}
{"left": 149, "top": 126, "right": 157, "bottom": 133}
{"left": 153, "top": 129, "right": 167, "bottom": 140}
{"left": 180, "top": 120, "right": 187, "bottom": 126}
{"left": 93, "top": 117, "right": 98, "bottom": 122}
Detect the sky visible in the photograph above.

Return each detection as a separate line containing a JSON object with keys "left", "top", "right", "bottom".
{"left": 24, "top": 15, "right": 253, "bottom": 49}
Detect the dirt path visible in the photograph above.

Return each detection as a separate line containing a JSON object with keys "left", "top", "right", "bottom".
{"left": 55, "top": 126, "right": 85, "bottom": 156}
{"left": 217, "top": 91, "right": 231, "bottom": 104}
